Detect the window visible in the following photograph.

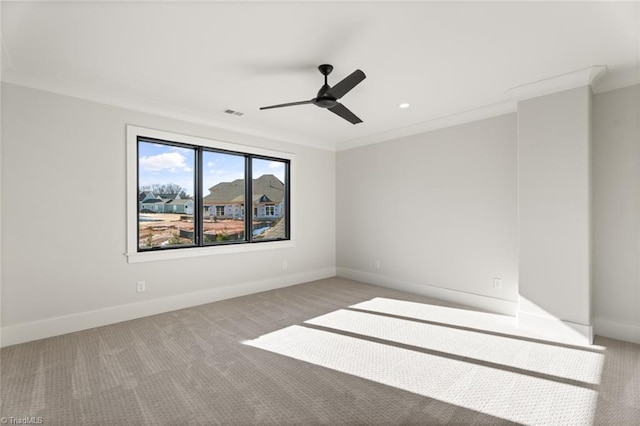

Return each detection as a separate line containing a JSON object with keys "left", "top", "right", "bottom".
{"left": 138, "top": 140, "right": 196, "bottom": 249}
{"left": 252, "top": 157, "right": 287, "bottom": 240}
{"left": 127, "top": 126, "right": 294, "bottom": 262}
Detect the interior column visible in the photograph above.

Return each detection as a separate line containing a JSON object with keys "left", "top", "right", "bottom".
{"left": 510, "top": 67, "right": 605, "bottom": 344}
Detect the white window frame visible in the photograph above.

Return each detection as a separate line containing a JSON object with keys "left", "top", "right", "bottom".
{"left": 126, "top": 125, "right": 295, "bottom": 263}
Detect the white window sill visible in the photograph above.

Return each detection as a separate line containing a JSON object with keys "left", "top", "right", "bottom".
{"left": 126, "top": 240, "right": 295, "bottom": 263}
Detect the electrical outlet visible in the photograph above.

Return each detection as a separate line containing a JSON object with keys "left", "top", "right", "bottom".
{"left": 137, "top": 281, "right": 146, "bottom": 293}
{"left": 493, "top": 278, "right": 503, "bottom": 290}
{"left": 282, "top": 261, "right": 288, "bottom": 270}
{"left": 374, "top": 259, "right": 381, "bottom": 269}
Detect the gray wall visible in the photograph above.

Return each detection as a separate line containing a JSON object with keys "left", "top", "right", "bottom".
{"left": 1, "top": 83, "right": 336, "bottom": 332}
{"left": 2, "top": 82, "right": 638, "bottom": 344}
{"left": 517, "top": 86, "right": 591, "bottom": 331}
{"left": 337, "top": 85, "right": 640, "bottom": 340}
{"left": 593, "top": 85, "right": 640, "bottom": 335}
{"left": 337, "top": 113, "right": 519, "bottom": 305}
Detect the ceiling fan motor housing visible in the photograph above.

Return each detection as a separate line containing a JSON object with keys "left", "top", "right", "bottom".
{"left": 318, "top": 64, "right": 334, "bottom": 76}
{"left": 314, "top": 96, "right": 338, "bottom": 108}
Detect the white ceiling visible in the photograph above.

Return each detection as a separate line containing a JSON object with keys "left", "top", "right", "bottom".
{"left": 2, "top": 1, "right": 639, "bottom": 151}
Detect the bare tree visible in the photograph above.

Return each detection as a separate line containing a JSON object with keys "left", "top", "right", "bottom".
{"left": 141, "top": 183, "right": 192, "bottom": 199}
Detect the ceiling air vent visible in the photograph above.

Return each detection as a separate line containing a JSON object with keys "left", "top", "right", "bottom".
{"left": 222, "top": 108, "right": 244, "bottom": 117}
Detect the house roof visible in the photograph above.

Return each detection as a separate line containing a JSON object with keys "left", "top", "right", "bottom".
{"left": 166, "top": 199, "right": 193, "bottom": 205}
{"left": 203, "top": 174, "right": 284, "bottom": 205}
{"left": 157, "top": 193, "right": 179, "bottom": 200}
{"left": 262, "top": 217, "right": 286, "bottom": 240}
{"left": 254, "top": 194, "right": 272, "bottom": 203}
{"left": 140, "top": 192, "right": 183, "bottom": 203}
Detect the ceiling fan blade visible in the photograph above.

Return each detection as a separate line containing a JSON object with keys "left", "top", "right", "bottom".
{"left": 325, "top": 69, "right": 366, "bottom": 99}
{"left": 328, "top": 103, "right": 362, "bottom": 124}
{"left": 260, "top": 100, "right": 314, "bottom": 110}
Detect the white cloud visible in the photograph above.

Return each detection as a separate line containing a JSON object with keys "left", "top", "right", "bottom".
{"left": 171, "top": 146, "right": 192, "bottom": 154}
{"left": 269, "top": 161, "right": 283, "bottom": 169}
{"left": 140, "top": 152, "right": 189, "bottom": 172}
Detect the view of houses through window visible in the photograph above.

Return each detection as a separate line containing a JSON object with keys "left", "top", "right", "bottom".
{"left": 202, "top": 150, "right": 246, "bottom": 244}
{"left": 252, "top": 158, "right": 286, "bottom": 241}
{"left": 137, "top": 139, "right": 289, "bottom": 250}
{"left": 138, "top": 142, "right": 196, "bottom": 248}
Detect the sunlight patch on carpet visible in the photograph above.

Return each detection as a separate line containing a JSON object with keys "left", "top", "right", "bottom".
{"left": 244, "top": 298, "right": 606, "bottom": 425}
{"left": 353, "top": 297, "right": 604, "bottom": 346}
{"left": 305, "top": 309, "right": 603, "bottom": 384}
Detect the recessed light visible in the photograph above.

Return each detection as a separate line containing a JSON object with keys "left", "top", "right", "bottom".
{"left": 398, "top": 103, "right": 410, "bottom": 109}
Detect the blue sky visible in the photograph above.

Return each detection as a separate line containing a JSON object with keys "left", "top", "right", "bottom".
{"left": 138, "top": 142, "right": 285, "bottom": 197}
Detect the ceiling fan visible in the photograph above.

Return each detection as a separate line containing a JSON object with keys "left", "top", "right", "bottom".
{"left": 260, "top": 64, "right": 366, "bottom": 124}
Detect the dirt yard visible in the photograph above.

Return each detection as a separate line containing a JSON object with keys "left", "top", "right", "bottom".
{"left": 139, "top": 214, "right": 246, "bottom": 247}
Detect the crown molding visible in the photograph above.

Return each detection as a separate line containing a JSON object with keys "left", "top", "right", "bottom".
{"left": 336, "top": 100, "right": 517, "bottom": 152}
{"left": 592, "top": 68, "right": 640, "bottom": 94}
{"left": 1, "top": 72, "right": 335, "bottom": 152}
{"left": 506, "top": 65, "right": 607, "bottom": 102}
{"left": 6, "top": 63, "right": 628, "bottom": 154}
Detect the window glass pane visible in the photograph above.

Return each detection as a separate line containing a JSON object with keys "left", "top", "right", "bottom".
{"left": 202, "top": 151, "right": 246, "bottom": 243}
{"left": 138, "top": 140, "right": 195, "bottom": 249}
{"left": 252, "top": 158, "right": 287, "bottom": 240}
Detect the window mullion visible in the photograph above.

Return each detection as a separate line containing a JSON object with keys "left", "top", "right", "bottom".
{"left": 195, "top": 147, "right": 203, "bottom": 246}
{"left": 245, "top": 155, "right": 253, "bottom": 242}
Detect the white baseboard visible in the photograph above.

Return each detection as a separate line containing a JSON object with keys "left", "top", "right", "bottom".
{"left": 516, "top": 310, "right": 593, "bottom": 345}
{"left": 0, "top": 267, "right": 336, "bottom": 348}
{"left": 595, "top": 318, "right": 640, "bottom": 344}
{"left": 337, "top": 267, "right": 518, "bottom": 316}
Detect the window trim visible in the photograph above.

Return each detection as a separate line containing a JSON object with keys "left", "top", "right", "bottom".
{"left": 126, "top": 125, "right": 295, "bottom": 263}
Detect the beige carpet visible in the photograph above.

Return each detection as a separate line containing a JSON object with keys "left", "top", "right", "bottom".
{"left": 1, "top": 277, "right": 638, "bottom": 425}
